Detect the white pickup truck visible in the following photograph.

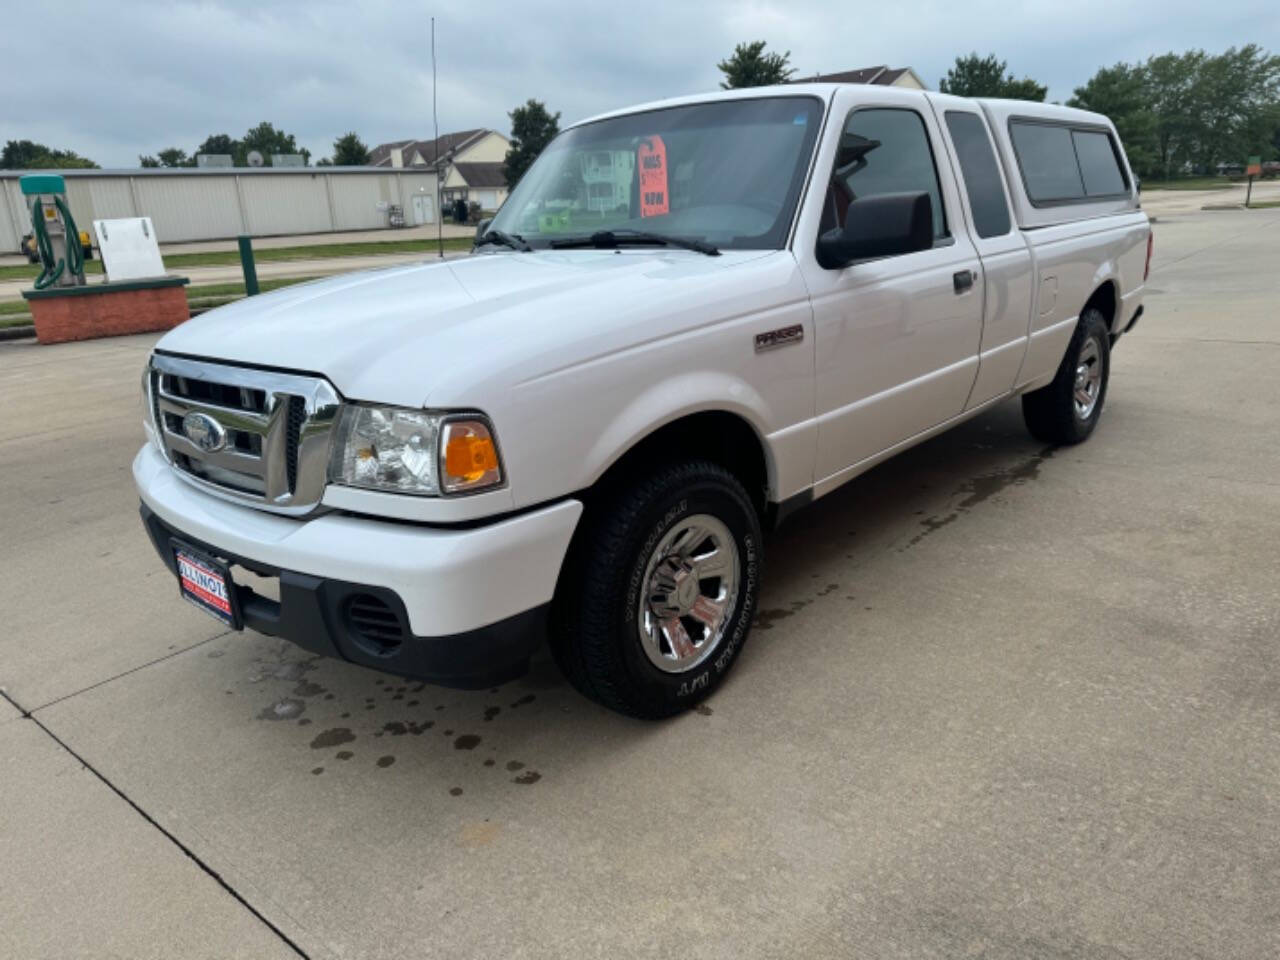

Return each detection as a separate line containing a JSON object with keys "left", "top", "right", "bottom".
{"left": 136, "top": 84, "right": 1151, "bottom": 717}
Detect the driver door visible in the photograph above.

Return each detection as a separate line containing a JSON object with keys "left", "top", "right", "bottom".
{"left": 797, "top": 89, "right": 984, "bottom": 491}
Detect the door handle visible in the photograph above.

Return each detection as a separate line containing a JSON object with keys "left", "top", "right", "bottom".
{"left": 953, "top": 269, "right": 975, "bottom": 294}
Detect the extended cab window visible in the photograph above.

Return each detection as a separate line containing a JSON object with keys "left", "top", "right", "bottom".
{"left": 944, "top": 111, "right": 1011, "bottom": 238}
{"left": 822, "top": 108, "right": 948, "bottom": 242}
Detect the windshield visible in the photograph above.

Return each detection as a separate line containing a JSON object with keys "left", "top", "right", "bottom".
{"left": 488, "top": 96, "right": 824, "bottom": 251}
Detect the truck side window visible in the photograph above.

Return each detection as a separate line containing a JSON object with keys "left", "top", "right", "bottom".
{"left": 944, "top": 111, "right": 1011, "bottom": 238}
{"left": 1010, "top": 121, "right": 1086, "bottom": 203}
{"left": 1072, "top": 130, "right": 1127, "bottom": 197}
{"left": 823, "top": 108, "right": 948, "bottom": 243}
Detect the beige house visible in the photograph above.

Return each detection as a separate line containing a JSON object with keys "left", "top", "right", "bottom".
{"left": 370, "top": 129, "right": 511, "bottom": 212}
{"left": 795, "top": 65, "right": 926, "bottom": 88}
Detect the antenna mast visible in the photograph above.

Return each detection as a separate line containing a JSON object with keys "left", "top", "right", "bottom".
{"left": 432, "top": 16, "right": 444, "bottom": 259}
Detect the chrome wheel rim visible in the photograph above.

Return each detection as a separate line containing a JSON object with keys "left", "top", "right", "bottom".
{"left": 637, "top": 513, "right": 740, "bottom": 673}
{"left": 1073, "top": 335, "right": 1103, "bottom": 420}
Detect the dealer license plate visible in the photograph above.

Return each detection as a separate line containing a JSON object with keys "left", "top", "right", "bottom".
{"left": 173, "top": 542, "right": 240, "bottom": 629}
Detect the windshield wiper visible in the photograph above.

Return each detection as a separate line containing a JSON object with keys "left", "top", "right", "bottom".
{"left": 549, "top": 229, "right": 720, "bottom": 257}
{"left": 475, "top": 229, "right": 533, "bottom": 252}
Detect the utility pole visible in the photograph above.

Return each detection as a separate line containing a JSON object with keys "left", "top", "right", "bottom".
{"left": 432, "top": 16, "right": 444, "bottom": 258}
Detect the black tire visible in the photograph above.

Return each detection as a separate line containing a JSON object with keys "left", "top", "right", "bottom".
{"left": 551, "top": 461, "right": 763, "bottom": 719}
{"left": 1021, "top": 307, "right": 1111, "bottom": 445}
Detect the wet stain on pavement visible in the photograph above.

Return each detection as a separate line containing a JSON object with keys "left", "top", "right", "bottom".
{"left": 381, "top": 720, "right": 434, "bottom": 736}
{"left": 905, "top": 447, "right": 1054, "bottom": 549}
{"left": 753, "top": 608, "right": 795, "bottom": 630}
{"left": 449, "top": 787, "right": 463, "bottom": 796}
{"left": 309, "top": 727, "right": 356, "bottom": 749}
{"left": 258, "top": 698, "right": 305, "bottom": 721}
{"left": 511, "top": 694, "right": 536, "bottom": 708}
{"left": 311, "top": 767, "right": 324, "bottom": 775}
{"left": 512, "top": 770, "right": 541, "bottom": 785}
{"left": 483, "top": 706, "right": 501, "bottom": 722}
{"left": 505, "top": 760, "right": 525, "bottom": 772}
{"left": 694, "top": 703, "right": 713, "bottom": 716}
{"left": 376, "top": 755, "right": 396, "bottom": 768}
{"left": 454, "top": 734, "right": 482, "bottom": 750}
{"left": 335, "top": 751, "right": 353, "bottom": 760}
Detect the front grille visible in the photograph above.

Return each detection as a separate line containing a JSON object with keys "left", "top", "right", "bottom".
{"left": 149, "top": 354, "right": 340, "bottom": 514}
{"left": 285, "top": 396, "right": 306, "bottom": 494}
{"left": 344, "top": 593, "right": 407, "bottom": 655}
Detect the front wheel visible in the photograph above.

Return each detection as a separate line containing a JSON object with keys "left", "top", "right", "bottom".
{"left": 551, "top": 461, "right": 762, "bottom": 718}
{"left": 1021, "top": 307, "right": 1111, "bottom": 445}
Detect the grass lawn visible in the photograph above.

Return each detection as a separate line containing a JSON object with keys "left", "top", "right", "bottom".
{"left": 1141, "top": 177, "right": 1238, "bottom": 191}
{"left": 1246, "top": 200, "right": 1280, "bottom": 209}
{"left": 0, "top": 235, "right": 472, "bottom": 283}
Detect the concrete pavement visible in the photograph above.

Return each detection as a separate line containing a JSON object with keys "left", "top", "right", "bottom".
{"left": 0, "top": 720, "right": 297, "bottom": 960}
{"left": 1, "top": 205, "right": 1278, "bottom": 958}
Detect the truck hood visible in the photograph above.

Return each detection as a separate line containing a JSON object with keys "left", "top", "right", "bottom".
{"left": 156, "top": 249, "right": 780, "bottom": 408}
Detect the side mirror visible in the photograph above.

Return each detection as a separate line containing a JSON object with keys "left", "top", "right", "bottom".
{"left": 474, "top": 217, "right": 493, "bottom": 242}
{"left": 816, "top": 192, "right": 934, "bottom": 270}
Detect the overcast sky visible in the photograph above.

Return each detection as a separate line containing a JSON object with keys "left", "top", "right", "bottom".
{"left": 6, "top": 0, "right": 1277, "bottom": 168}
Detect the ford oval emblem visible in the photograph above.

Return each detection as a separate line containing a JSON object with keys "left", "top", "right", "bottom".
{"left": 181, "top": 411, "right": 227, "bottom": 453}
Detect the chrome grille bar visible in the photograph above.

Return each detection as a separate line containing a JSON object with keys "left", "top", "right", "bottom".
{"left": 148, "top": 353, "right": 341, "bottom": 515}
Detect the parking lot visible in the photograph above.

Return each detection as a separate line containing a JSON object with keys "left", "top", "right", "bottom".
{"left": 2, "top": 200, "right": 1278, "bottom": 958}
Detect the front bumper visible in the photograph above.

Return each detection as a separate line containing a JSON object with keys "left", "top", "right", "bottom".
{"left": 134, "top": 445, "right": 582, "bottom": 687}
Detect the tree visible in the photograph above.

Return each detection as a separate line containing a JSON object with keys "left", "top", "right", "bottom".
{"left": 2, "top": 139, "right": 97, "bottom": 169}
{"left": 157, "top": 147, "right": 190, "bottom": 168}
{"left": 193, "top": 133, "right": 240, "bottom": 164}
{"left": 192, "top": 125, "right": 310, "bottom": 166}
{"left": 331, "top": 132, "right": 371, "bottom": 166}
{"left": 504, "top": 99, "right": 561, "bottom": 188}
{"left": 717, "top": 40, "right": 795, "bottom": 89}
{"left": 1116, "top": 47, "right": 1280, "bottom": 178}
{"left": 241, "top": 121, "right": 310, "bottom": 166}
{"left": 939, "top": 53, "right": 1047, "bottom": 101}
{"left": 1069, "top": 63, "right": 1159, "bottom": 177}
{"left": 1186, "top": 45, "right": 1280, "bottom": 169}
{"left": 139, "top": 155, "right": 160, "bottom": 168}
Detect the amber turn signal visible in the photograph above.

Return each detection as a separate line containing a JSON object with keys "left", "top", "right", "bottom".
{"left": 441, "top": 419, "right": 502, "bottom": 493}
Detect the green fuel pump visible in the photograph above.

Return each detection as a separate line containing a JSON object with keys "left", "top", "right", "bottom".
{"left": 20, "top": 174, "right": 86, "bottom": 290}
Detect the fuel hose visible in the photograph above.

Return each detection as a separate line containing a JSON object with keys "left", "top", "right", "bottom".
{"left": 30, "top": 195, "right": 85, "bottom": 290}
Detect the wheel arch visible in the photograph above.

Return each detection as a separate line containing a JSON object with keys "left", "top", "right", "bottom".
{"left": 1082, "top": 279, "right": 1119, "bottom": 333}
{"left": 585, "top": 407, "right": 775, "bottom": 519}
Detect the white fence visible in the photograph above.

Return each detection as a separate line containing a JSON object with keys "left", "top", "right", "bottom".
{"left": 0, "top": 167, "right": 439, "bottom": 253}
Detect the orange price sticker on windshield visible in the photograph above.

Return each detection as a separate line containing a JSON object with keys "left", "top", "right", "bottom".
{"left": 638, "top": 136, "right": 669, "bottom": 218}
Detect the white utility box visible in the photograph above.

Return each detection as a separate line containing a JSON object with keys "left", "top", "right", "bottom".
{"left": 93, "top": 217, "right": 166, "bottom": 282}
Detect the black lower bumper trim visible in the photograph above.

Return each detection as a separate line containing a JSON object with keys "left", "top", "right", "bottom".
{"left": 141, "top": 502, "right": 544, "bottom": 689}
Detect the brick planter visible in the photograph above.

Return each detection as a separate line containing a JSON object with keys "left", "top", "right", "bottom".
{"left": 21, "top": 276, "right": 190, "bottom": 345}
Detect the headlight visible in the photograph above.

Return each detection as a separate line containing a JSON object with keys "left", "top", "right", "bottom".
{"left": 328, "top": 405, "right": 503, "bottom": 496}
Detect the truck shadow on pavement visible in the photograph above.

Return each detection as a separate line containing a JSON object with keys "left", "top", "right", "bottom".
{"left": 232, "top": 397, "right": 1055, "bottom": 795}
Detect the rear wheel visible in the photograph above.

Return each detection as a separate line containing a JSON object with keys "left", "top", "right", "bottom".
{"left": 1021, "top": 307, "right": 1111, "bottom": 445}
{"left": 551, "top": 461, "right": 762, "bottom": 718}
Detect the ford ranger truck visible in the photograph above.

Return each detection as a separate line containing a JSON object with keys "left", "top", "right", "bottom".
{"left": 136, "top": 85, "right": 1151, "bottom": 718}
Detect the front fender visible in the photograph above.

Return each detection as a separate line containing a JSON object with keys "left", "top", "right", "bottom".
{"left": 583, "top": 370, "right": 780, "bottom": 495}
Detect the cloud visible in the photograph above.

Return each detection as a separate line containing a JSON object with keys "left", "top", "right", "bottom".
{"left": 4, "top": 0, "right": 1276, "bottom": 167}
